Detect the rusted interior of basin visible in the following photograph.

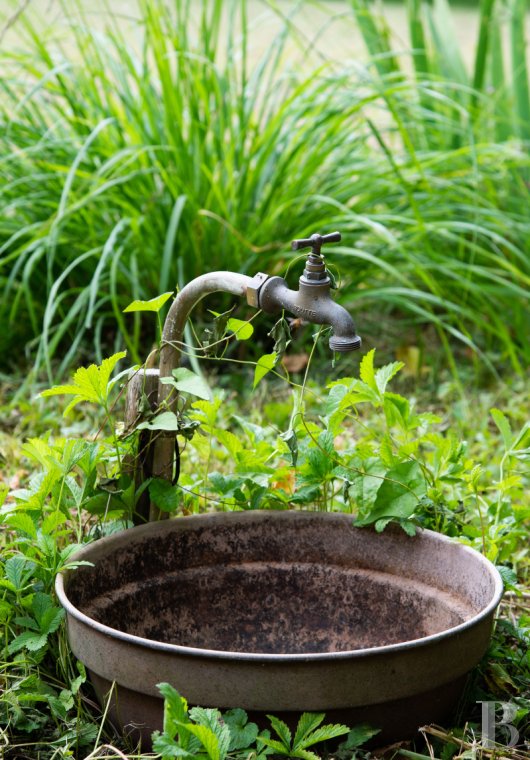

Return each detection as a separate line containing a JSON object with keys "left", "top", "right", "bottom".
{"left": 58, "top": 511, "right": 502, "bottom": 746}
{"left": 73, "top": 557, "right": 474, "bottom": 654}
{"left": 64, "top": 513, "right": 493, "bottom": 654}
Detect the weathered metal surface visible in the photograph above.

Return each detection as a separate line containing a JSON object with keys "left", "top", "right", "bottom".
{"left": 56, "top": 511, "right": 503, "bottom": 748}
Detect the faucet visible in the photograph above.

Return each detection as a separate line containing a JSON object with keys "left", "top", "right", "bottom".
{"left": 247, "top": 232, "right": 361, "bottom": 353}
{"left": 125, "top": 231, "right": 361, "bottom": 521}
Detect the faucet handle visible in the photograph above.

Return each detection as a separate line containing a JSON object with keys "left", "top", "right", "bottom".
{"left": 291, "top": 232, "right": 341, "bottom": 256}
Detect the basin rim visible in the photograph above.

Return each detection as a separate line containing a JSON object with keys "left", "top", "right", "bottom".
{"left": 56, "top": 511, "right": 504, "bottom": 662}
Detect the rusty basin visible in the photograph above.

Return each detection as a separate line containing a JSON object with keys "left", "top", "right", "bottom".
{"left": 56, "top": 511, "right": 503, "bottom": 747}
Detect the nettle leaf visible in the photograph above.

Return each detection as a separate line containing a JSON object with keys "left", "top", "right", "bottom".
{"left": 6, "top": 513, "right": 37, "bottom": 539}
{"left": 356, "top": 461, "right": 426, "bottom": 526}
{"left": 41, "top": 511, "right": 67, "bottom": 536}
{"left": 188, "top": 707, "right": 231, "bottom": 759}
{"left": 359, "top": 349, "right": 377, "bottom": 392}
{"left": 184, "top": 723, "right": 224, "bottom": 760}
{"left": 149, "top": 479, "right": 180, "bottom": 513}
{"left": 253, "top": 353, "right": 277, "bottom": 388}
{"left": 161, "top": 368, "right": 212, "bottom": 401}
{"left": 0, "top": 484, "right": 7, "bottom": 508}
{"left": 324, "top": 383, "right": 349, "bottom": 416}
{"left": 384, "top": 393, "right": 410, "bottom": 428}
{"left": 40, "top": 351, "right": 126, "bottom": 414}
{"left": 123, "top": 292, "right": 173, "bottom": 313}
{"left": 375, "top": 361, "right": 404, "bottom": 395}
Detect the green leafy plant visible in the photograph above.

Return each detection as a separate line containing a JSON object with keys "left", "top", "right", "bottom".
{"left": 152, "top": 683, "right": 358, "bottom": 760}
{"left": 259, "top": 713, "right": 350, "bottom": 760}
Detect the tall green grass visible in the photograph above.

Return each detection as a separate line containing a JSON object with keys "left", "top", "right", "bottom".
{"left": 1, "top": 0, "right": 373, "bottom": 376}
{"left": 0, "top": 0, "right": 529, "bottom": 377}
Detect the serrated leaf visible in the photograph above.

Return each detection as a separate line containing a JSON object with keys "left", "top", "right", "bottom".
{"left": 253, "top": 353, "right": 277, "bottom": 388}
{"left": 31, "top": 592, "right": 53, "bottom": 624}
{"left": 267, "top": 715, "right": 292, "bottom": 749}
{"left": 325, "top": 384, "right": 349, "bottom": 416}
{"left": 149, "top": 479, "right": 180, "bottom": 513}
{"left": 257, "top": 736, "right": 290, "bottom": 756}
{"left": 8, "top": 630, "right": 48, "bottom": 654}
{"left": 123, "top": 292, "right": 173, "bottom": 313}
{"left": 297, "top": 722, "right": 350, "bottom": 750}
{"left": 5, "top": 557, "right": 34, "bottom": 590}
{"left": 39, "top": 606, "right": 65, "bottom": 635}
{"left": 6, "top": 513, "right": 37, "bottom": 538}
{"left": 184, "top": 723, "right": 222, "bottom": 760}
{"left": 497, "top": 565, "right": 518, "bottom": 589}
{"left": 137, "top": 411, "right": 181, "bottom": 431}
{"left": 293, "top": 713, "right": 325, "bottom": 748}
{"left": 14, "top": 615, "right": 40, "bottom": 630}
{"left": 189, "top": 708, "right": 231, "bottom": 760}
{"left": 375, "top": 361, "right": 404, "bottom": 394}
{"left": 0, "top": 600, "right": 12, "bottom": 623}
{"left": 0, "top": 484, "right": 7, "bottom": 508}
{"left": 292, "top": 750, "right": 320, "bottom": 760}
{"left": 359, "top": 349, "right": 377, "bottom": 392}
{"left": 490, "top": 408, "right": 513, "bottom": 450}
{"left": 40, "top": 351, "right": 126, "bottom": 414}
{"left": 41, "top": 511, "right": 67, "bottom": 535}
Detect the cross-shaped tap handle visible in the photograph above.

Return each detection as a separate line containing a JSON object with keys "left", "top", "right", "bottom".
{"left": 291, "top": 232, "right": 341, "bottom": 256}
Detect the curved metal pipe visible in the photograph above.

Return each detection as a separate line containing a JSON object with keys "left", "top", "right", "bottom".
{"left": 158, "top": 272, "right": 254, "bottom": 404}
{"left": 152, "top": 272, "right": 254, "bottom": 490}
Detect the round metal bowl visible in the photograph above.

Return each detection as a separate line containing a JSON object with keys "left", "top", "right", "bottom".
{"left": 56, "top": 511, "right": 503, "bottom": 747}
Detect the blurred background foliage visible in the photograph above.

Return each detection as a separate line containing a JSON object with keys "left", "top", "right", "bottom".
{"left": 0, "top": 0, "right": 529, "bottom": 381}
